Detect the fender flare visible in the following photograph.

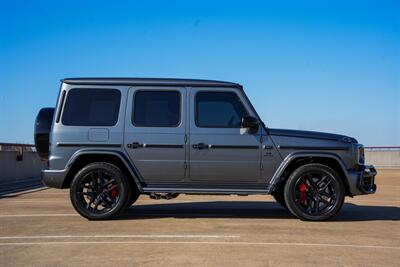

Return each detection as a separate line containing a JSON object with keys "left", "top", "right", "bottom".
{"left": 269, "top": 151, "right": 349, "bottom": 190}
{"left": 65, "top": 149, "right": 144, "bottom": 192}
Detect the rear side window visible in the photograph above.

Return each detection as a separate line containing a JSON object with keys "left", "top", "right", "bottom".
{"left": 133, "top": 91, "right": 180, "bottom": 127}
{"left": 62, "top": 89, "right": 121, "bottom": 126}
{"left": 196, "top": 91, "right": 248, "bottom": 128}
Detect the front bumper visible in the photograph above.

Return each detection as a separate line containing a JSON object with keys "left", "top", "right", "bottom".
{"left": 41, "top": 169, "right": 68, "bottom": 189}
{"left": 347, "top": 165, "right": 377, "bottom": 196}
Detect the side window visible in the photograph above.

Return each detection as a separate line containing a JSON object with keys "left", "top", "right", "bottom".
{"left": 196, "top": 91, "right": 248, "bottom": 128}
{"left": 133, "top": 91, "right": 181, "bottom": 127}
{"left": 62, "top": 89, "right": 121, "bottom": 126}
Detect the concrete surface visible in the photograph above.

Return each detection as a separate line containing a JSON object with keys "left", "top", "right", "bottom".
{"left": 365, "top": 149, "right": 400, "bottom": 169}
{"left": 0, "top": 170, "right": 399, "bottom": 266}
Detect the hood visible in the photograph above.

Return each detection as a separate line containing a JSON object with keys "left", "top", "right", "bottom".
{"left": 268, "top": 128, "right": 358, "bottom": 144}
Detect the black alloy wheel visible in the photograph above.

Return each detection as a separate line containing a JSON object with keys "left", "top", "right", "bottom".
{"left": 284, "top": 163, "right": 345, "bottom": 221}
{"left": 70, "top": 162, "right": 130, "bottom": 220}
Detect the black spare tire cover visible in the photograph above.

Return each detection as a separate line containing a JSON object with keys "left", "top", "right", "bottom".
{"left": 34, "top": 107, "right": 55, "bottom": 160}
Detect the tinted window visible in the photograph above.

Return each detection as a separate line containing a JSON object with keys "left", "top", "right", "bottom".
{"left": 133, "top": 91, "right": 181, "bottom": 127}
{"left": 196, "top": 92, "right": 248, "bottom": 127}
{"left": 62, "top": 89, "right": 121, "bottom": 126}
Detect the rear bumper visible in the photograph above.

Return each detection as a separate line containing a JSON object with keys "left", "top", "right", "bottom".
{"left": 347, "top": 165, "right": 377, "bottom": 196}
{"left": 41, "top": 169, "right": 67, "bottom": 189}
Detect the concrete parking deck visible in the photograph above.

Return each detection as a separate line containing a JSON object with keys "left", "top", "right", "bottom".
{"left": 0, "top": 170, "right": 399, "bottom": 266}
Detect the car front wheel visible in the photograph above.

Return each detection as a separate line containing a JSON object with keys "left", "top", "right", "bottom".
{"left": 70, "top": 162, "right": 130, "bottom": 220}
{"left": 284, "top": 163, "right": 345, "bottom": 221}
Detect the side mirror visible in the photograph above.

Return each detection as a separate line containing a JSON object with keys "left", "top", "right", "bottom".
{"left": 241, "top": 116, "right": 259, "bottom": 133}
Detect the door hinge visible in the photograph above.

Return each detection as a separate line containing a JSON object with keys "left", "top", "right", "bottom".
{"left": 184, "top": 162, "right": 187, "bottom": 169}
{"left": 184, "top": 134, "right": 187, "bottom": 143}
{"left": 260, "top": 163, "right": 264, "bottom": 171}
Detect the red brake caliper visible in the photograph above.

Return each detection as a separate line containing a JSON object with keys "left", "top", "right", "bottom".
{"left": 109, "top": 185, "right": 119, "bottom": 199}
{"left": 299, "top": 183, "right": 308, "bottom": 205}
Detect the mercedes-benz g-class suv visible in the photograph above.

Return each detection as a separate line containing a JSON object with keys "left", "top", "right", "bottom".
{"left": 35, "top": 78, "right": 377, "bottom": 221}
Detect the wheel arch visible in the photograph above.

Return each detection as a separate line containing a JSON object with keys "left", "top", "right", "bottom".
{"left": 270, "top": 152, "right": 352, "bottom": 196}
{"left": 62, "top": 150, "right": 143, "bottom": 192}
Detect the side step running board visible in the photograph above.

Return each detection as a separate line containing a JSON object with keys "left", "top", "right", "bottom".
{"left": 142, "top": 187, "right": 271, "bottom": 195}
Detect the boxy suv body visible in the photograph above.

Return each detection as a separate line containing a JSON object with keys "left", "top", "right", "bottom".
{"left": 35, "top": 78, "right": 377, "bottom": 220}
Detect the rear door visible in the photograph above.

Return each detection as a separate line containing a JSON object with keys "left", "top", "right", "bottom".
{"left": 188, "top": 88, "right": 262, "bottom": 186}
{"left": 124, "top": 87, "right": 187, "bottom": 185}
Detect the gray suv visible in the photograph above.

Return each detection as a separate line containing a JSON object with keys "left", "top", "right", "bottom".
{"left": 34, "top": 78, "right": 377, "bottom": 221}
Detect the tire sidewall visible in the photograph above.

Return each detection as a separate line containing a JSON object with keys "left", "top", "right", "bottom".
{"left": 284, "top": 163, "right": 345, "bottom": 221}
{"left": 70, "top": 162, "right": 129, "bottom": 220}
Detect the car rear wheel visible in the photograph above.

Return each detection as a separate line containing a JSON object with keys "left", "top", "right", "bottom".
{"left": 284, "top": 163, "right": 345, "bottom": 221}
{"left": 70, "top": 162, "right": 130, "bottom": 220}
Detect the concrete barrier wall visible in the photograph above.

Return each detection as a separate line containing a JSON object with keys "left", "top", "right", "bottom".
{"left": 0, "top": 151, "right": 46, "bottom": 185}
{"left": 365, "top": 149, "right": 400, "bottom": 169}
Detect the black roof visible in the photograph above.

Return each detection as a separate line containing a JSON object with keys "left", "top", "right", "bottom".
{"left": 62, "top": 78, "right": 242, "bottom": 88}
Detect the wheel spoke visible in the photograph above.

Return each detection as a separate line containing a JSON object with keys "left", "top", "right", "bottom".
{"left": 306, "top": 175, "right": 318, "bottom": 190}
{"left": 320, "top": 197, "right": 332, "bottom": 205}
{"left": 78, "top": 191, "right": 95, "bottom": 197}
{"left": 318, "top": 177, "right": 332, "bottom": 192}
{"left": 106, "top": 184, "right": 119, "bottom": 192}
{"left": 319, "top": 190, "right": 335, "bottom": 199}
{"left": 317, "top": 176, "right": 328, "bottom": 186}
{"left": 103, "top": 179, "right": 117, "bottom": 189}
{"left": 306, "top": 198, "right": 313, "bottom": 214}
{"left": 102, "top": 197, "right": 113, "bottom": 208}
{"left": 313, "top": 199, "right": 320, "bottom": 214}
{"left": 91, "top": 173, "right": 100, "bottom": 191}
{"left": 97, "top": 172, "right": 105, "bottom": 189}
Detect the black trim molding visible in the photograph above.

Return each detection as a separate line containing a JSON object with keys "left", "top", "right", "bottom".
{"left": 145, "top": 144, "right": 184, "bottom": 148}
{"left": 57, "top": 143, "right": 121, "bottom": 148}
{"left": 211, "top": 145, "right": 259, "bottom": 149}
{"left": 277, "top": 145, "right": 349, "bottom": 151}
{"left": 127, "top": 143, "right": 184, "bottom": 149}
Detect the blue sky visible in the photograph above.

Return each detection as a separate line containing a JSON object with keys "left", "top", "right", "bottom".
{"left": 0, "top": 0, "right": 399, "bottom": 146}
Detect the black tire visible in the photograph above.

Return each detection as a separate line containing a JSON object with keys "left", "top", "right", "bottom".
{"left": 272, "top": 185, "right": 287, "bottom": 209}
{"left": 70, "top": 162, "right": 130, "bottom": 220}
{"left": 284, "top": 163, "right": 345, "bottom": 221}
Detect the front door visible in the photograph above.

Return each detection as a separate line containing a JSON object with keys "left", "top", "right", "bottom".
{"left": 124, "top": 87, "right": 187, "bottom": 185}
{"left": 188, "top": 88, "right": 262, "bottom": 186}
